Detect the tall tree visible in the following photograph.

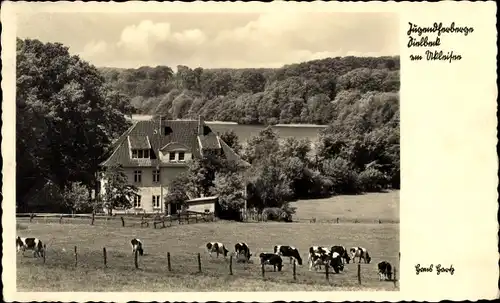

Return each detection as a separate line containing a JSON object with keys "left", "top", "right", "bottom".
{"left": 220, "top": 129, "right": 242, "bottom": 155}
{"left": 101, "top": 165, "right": 139, "bottom": 215}
{"left": 16, "top": 38, "right": 132, "bottom": 210}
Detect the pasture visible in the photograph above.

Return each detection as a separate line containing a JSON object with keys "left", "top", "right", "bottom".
{"left": 292, "top": 191, "right": 400, "bottom": 223}
{"left": 16, "top": 221, "right": 399, "bottom": 291}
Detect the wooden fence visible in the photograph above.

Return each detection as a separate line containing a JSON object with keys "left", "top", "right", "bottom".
{"left": 17, "top": 212, "right": 398, "bottom": 227}
{"left": 34, "top": 245, "right": 399, "bottom": 289}
{"left": 242, "top": 211, "right": 399, "bottom": 224}
{"left": 16, "top": 211, "right": 216, "bottom": 228}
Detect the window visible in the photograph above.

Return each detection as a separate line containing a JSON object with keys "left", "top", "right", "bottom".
{"left": 164, "top": 126, "right": 173, "bottom": 136}
{"left": 134, "top": 170, "right": 142, "bottom": 183}
{"left": 152, "top": 195, "right": 161, "bottom": 209}
{"left": 169, "top": 152, "right": 176, "bottom": 161}
{"left": 153, "top": 170, "right": 160, "bottom": 183}
{"left": 134, "top": 195, "right": 142, "bottom": 208}
{"left": 131, "top": 149, "right": 150, "bottom": 159}
{"left": 178, "top": 152, "right": 185, "bottom": 161}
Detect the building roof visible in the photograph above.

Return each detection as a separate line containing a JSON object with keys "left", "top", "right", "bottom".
{"left": 100, "top": 118, "right": 247, "bottom": 168}
{"left": 128, "top": 135, "right": 151, "bottom": 149}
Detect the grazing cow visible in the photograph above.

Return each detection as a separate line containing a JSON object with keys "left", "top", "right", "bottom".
{"left": 274, "top": 245, "right": 303, "bottom": 265}
{"left": 16, "top": 237, "right": 44, "bottom": 258}
{"left": 350, "top": 246, "right": 372, "bottom": 264}
{"left": 331, "top": 245, "right": 351, "bottom": 264}
{"left": 309, "top": 252, "right": 330, "bottom": 271}
{"left": 234, "top": 242, "right": 252, "bottom": 261}
{"left": 378, "top": 261, "right": 393, "bottom": 281}
{"left": 130, "top": 238, "right": 144, "bottom": 256}
{"left": 308, "top": 246, "right": 331, "bottom": 271}
{"left": 329, "top": 252, "right": 345, "bottom": 273}
{"left": 259, "top": 253, "right": 283, "bottom": 272}
{"left": 206, "top": 242, "right": 229, "bottom": 258}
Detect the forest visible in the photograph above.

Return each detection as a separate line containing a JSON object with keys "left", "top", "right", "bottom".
{"left": 16, "top": 38, "right": 399, "bottom": 217}
{"left": 99, "top": 56, "right": 399, "bottom": 125}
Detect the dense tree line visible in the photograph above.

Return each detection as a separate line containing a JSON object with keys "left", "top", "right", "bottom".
{"left": 16, "top": 38, "right": 133, "bottom": 213}
{"left": 100, "top": 56, "right": 399, "bottom": 125}
{"left": 168, "top": 112, "right": 399, "bottom": 221}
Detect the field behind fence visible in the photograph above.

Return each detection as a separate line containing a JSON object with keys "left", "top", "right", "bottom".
{"left": 16, "top": 221, "right": 399, "bottom": 291}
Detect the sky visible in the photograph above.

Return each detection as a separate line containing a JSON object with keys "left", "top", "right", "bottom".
{"left": 17, "top": 12, "right": 399, "bottom": 69}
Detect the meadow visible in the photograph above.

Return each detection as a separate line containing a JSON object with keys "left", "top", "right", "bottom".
{"left": 16, "top": 192, "right": 399, "bottom": 292}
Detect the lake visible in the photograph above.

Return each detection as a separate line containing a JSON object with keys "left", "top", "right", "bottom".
{"left": 130, "top": 114, "right": 327, "bottom": 144}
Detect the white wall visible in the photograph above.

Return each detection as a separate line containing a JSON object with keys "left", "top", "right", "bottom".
{"left": 100, "top": 166, "right": 187, "bottom": 214}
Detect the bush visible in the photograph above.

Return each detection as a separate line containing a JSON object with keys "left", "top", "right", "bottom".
{"left": 262, "top": 205, "right": 294, "bottom": 222}
{"left": 358, "top": 167, "right": 387, "bottom": 192}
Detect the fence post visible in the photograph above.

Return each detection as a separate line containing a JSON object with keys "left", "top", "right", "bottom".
{"left": 229, "top": 255, "right": 233, "bottom": 275}
{"left": 134, "top": 249, "right": 139, "bottom": 269}
{"left": 30, "top": 213, "right": 34, "bottom": 223}
{"left": 399, "top": 252, "right": 401, "bottom": 261}
{"left": 293, "top": 259, "right": 296, "bottom": 280}
{"left": 261, "top": 263, "right": 265, "bottom": 278}
{"left": 74, "top": 246, "right": 78, "bottom": 268}
{"left": 59, "top": 215, "right": 63, "bottom": 224}
{"left": 103, "top": 247, "right": 107, "bottom": 268}
{"left": 197, "top": 253, "right": 202, "bottom": 273}
{"left": 167, "top": 252, "right": 172, "bottom": 271}
{"left": 43, "top": 244, "right": 46, "bottom": 264}
{"left": 336, "top": 217, "right": 339, "bottom": 224}
{"left": 121, "top": 216, "right": 125, "bottom": 227}
{"left": 357, "top": 263, "right": 361, "bottom": 285}
{"left": 325, "top": 263, "right": 329, "bottom": 281}
{"left": 91, "top": 212, "right": 95, "bottom": 225}
{"left": 393, "top": 267, "right": 397, "bottom": 287}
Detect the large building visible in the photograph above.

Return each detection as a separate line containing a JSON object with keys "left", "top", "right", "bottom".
{"left": 99, "top": 116, "right": 245, "bottom": 214}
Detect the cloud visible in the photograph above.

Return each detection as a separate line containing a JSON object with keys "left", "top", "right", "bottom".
{"left": 74, "top": 13, "right": 398, "bottom": 68}
{"left": 117, "top": 20, "right": 171, "bottom": 54}
{"left": 80, "top": 40, "right": 107, "bottom": 60}
{"left": 172, "top": 29, "right": 207, "bottom": 46}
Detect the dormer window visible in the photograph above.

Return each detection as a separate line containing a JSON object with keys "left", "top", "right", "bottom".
{"left": 164, "top": 126, "right": 173, "bottom": 136}
{"left": 169, "top": 152, "right": 176, "bottom": 161}
{"left": 132, "top": 149, "right": 150, "bottom": 159}
{"left": 178, "top": 152, "right": 185, "bottom": 161}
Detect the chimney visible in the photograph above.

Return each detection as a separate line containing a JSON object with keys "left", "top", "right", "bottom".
{"left": 198, "top": 115, "right": 204, "bottom": 136}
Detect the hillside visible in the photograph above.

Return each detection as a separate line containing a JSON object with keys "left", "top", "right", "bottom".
{"left": 99, "top": 56, "right": 400, "bottom": 126}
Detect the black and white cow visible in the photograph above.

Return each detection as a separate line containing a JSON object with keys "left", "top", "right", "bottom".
{"left": 259, "top": 252, "right": 283, "bottom": 272}
{"left": 131, "top": 238, "right": 144, "bottom": 256}
{"left": 308, "top": 246, "right": 331, "bottom": 271}
{"left": 350, "top": 246, "right": 372, "bottom": 264}
{"left": 16, "top": 236, "right": 44, "bottom": 258}
{"left": 378, "top": 261, "right": 393, "bottom": 281}
{"left": 274, "top": 245, "right": 303, "bottom": 265}
{"left": 329, "top": 252, "right": 345, "bottom": 274}
{"left": 234, "top": 242, "right": 252, "bottom": 262}
{"left": 206, "top": 242, "right": 229, "bottom": 258}
{"left": 331, "top": 245, "right": 351, "bottom": 264}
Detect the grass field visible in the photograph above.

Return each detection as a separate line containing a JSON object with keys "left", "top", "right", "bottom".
{"left": 16, "top": 192, "right": 399, "bottom": 292}
{"left": 292, "top": 191, "right": 400, "bottom": 223}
